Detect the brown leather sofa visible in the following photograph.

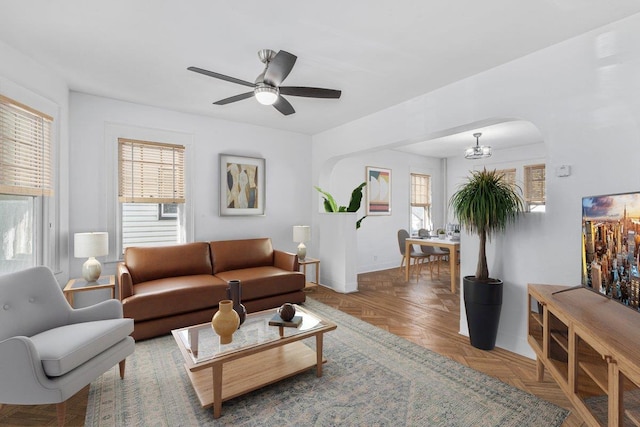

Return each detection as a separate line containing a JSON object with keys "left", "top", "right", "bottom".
{"left": 117, "top": 238, "right": 305, "bottom": 340}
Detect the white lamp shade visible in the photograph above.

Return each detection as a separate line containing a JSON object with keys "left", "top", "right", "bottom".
{"left": 293, "top": 226, "right": 311, "bottom": 243}
{"left": 74, "top": 232, "right": 109, "bottom": 258}
{"left": 254, "top": 86, "right": 279, "bottom": 105}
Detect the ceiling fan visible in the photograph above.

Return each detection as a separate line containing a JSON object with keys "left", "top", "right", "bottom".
{"left": 188, "top": 49, "right": 341, "bottom": 116}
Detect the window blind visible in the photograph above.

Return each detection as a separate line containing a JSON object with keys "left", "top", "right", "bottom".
{"left": 495, "top": 168, "right": 516, "bottom": 188}
{"left": 118, "top": 138, "right": 185, "bottom": 203}
{"left": 410, "top": 173, "right": 431, "bottom": 207}
{"left": 524, "top": 164, "right": 545, "bottom": 204}
{"left": 0, "top": 95, "right": 53, "bottom": 197}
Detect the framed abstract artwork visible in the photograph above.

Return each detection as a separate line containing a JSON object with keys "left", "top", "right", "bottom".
{"left": 219, "top": 154, "right": 265, "bottom": 216}
{"left": 366, "top": 166, "right": 391, "bottom": 215}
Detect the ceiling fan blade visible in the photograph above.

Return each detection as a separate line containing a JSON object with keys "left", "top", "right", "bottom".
{"left": 263, "top": 50, "right": 297, "bottom": 86}
{"left": 213, "top": 92, "right": 254, "bottom": 105}
{"left": 273, "top": 95, "right": 295, "bottom": 116}
{"left": 279, "top": 86, "right": 342, "bottom": 99}
{"left": 188, "top": 66, "right": 255, "bottom": 88}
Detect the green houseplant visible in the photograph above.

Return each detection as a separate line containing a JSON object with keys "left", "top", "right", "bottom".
{"left": 449, "top": 168, "right": 524, "bottom": 350}
{"left": 314, "top": 182, "right": 367, "bottom": 229}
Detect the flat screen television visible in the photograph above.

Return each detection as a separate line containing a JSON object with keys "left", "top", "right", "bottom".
{"left": 581, "top": 191, "right": 640, "bottom": 311}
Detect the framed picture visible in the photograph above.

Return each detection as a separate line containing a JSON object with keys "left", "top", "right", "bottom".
{"left": 366, "top": 166, "right": 391, "bottom": 215}
{"left": 219, "top": 154, "right": 265, "bottom": 216}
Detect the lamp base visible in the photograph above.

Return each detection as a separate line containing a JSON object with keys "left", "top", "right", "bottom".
{"left": 82, "top": 257, "right": 102, "bottom": 282}
{"left": 297, "top": 243, "right": 307, "bottom": 261}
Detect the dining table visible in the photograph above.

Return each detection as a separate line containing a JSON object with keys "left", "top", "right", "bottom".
{"left": 405, "top": 237, "right": 460, "bottom": 293}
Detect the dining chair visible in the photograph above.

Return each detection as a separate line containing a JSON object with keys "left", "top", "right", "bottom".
{"left": 421, "top": 245, "right": 448, "bottom": 279}
{"left": 397, "top": 229, "right": 429, "bottom": 279}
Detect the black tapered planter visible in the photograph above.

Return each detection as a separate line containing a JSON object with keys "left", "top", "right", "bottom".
{"left": 463, "top": 276, "right": 503, "bottom": 350}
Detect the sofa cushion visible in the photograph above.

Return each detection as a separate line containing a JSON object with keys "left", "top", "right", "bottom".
{"left": 210, "top": 238, "right": 273, "bottom": 274}
{"left": 215, "top": 267, "right": 305, "bottom": 300}
{"left": 123, "top": 274, "right": 228, "bottom": 322}
{"left": 125, "top": 242, "right": 213, "bottom": 284}
{"left": 30, "top": 318, "right": 134, "bottom": 377}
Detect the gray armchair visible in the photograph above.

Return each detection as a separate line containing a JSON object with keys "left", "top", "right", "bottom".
{"left": 0, "top": 266, "right": 134, "bottom": 426}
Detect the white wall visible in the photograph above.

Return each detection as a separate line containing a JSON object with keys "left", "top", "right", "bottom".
{"left": 313, "top": 149, "right": 442, "bottom": 273}
{"left": 69, "top": 92, "right": 313, "bottom": 280}
{"left": 0, "top": 40, "right": 70, "bottom": 283}
{"left": 312, "top": 13, "right": 640, "bottom": 358}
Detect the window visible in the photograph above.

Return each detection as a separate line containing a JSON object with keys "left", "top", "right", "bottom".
{"left": 0, "top": 95, "right": 53, "bottom": 274}
{"left": 410, "top": 173, "right": 432, "bottom": 235}
{"left": 495, "top": 168, "right": 516, "bottom": 188}
{"left": 524, "top": 164, "right": 546, "bottom": 212}
{"left": 118, "top": 138, "right": 185, "bottom": 252}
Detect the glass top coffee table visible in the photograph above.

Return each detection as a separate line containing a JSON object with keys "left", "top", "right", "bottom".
{"left": 171, "top": 304, "right": 337, "bottom": 419}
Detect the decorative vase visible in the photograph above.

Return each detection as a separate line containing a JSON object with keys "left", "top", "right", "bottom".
{"left": 227, "top": 280, "right": 247, "bottom": 327}
{"left": 211, "top": 300, "right": 240, "bottom": 344}
{"left": 463, "top": 276, "right": 503, "bottom": 350}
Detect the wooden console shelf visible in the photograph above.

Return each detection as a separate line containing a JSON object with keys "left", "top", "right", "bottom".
{"left": 528, "top": 284, "right": 640, "bottom": 426}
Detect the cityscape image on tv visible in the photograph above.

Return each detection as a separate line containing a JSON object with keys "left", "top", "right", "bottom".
{"left": 582, "top": 192, "right": 640, "bottom": 310}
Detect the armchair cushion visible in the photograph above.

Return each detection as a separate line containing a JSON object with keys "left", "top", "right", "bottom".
{"left": 30, "top": 318, "right": 133, "bottom": 377}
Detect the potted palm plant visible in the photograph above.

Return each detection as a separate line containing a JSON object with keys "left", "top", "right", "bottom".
{"left": 449, "top": 168, "right": 524, "bottom": 350}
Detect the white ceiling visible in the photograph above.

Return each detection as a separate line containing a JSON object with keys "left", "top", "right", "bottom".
{"left": 394, "top": 120, "right": 544, "bottom": 158}
{"left": 2, "top": 1, "right": 640, "bottom": 142}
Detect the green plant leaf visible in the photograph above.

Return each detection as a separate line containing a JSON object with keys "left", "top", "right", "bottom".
{"left": 347, "top": 182, "right": 367, "bottom": 212}
{"left": 314, "top": 186, "right": 338, "bottom": 212}
{"left": 314, "top": 183, "right": 368, "bottom": 229}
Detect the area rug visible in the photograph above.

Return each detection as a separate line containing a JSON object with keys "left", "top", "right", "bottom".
{"left": 85, "top": 298, "right": 569, "bottom": 426}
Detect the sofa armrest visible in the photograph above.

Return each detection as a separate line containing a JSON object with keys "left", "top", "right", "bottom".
{"left": 69, "top": 299, "right": 124, "bottom": 323}
{"left": 274, "top": 250, "right": 299, "bottom": 271}
{"left": 117, "top": 262, "right": 133, "bottom": 300}
{"left": 0, "top": 336, "right": 55, "bottom": 403}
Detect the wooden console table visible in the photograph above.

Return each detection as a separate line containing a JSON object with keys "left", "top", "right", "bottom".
{"left": 528, "top": 284, "right": 640, "bottom": 426}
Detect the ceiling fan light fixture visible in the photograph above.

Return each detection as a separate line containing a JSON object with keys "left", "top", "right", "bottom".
{"left": 464, "top": 132, "right": 492, "bottom": 159}
{"left": 254, "top": 85, "right": 279, "bottom": 105}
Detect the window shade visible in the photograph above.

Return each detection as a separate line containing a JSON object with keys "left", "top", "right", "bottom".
{"left": 524, "top": 164, "right": 545, "bottom": 203}
{"left": 0, "top": 95, "right": 53, "bottom": 197}
{"left": 496, "top": 168, "right": 516, "bottom": 188}
{"left": 118, "top": 138, "right": 185, "bottom": 203}
{"left": 410, "top": 173, "right": 431, "bottom": 207}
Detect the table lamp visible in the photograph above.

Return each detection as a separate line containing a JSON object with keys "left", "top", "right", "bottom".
{"left": 292, "top": 225, "right": 311, "bottom": 261}
{"left": 74, "top": 232, "right": 109, "bottom": 282}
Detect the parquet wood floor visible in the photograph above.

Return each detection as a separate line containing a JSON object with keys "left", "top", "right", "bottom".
{"left": 0, "top": 264, "right": 585, "bottom": 426}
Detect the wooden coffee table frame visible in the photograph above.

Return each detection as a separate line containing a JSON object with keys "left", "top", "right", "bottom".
{"left": 172, "top": 309, "right": 336, "bottom": 419}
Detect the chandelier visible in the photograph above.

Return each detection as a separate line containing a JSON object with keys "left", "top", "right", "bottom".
{"left": 464, "top": 132, "right": 492, "bottom": 159}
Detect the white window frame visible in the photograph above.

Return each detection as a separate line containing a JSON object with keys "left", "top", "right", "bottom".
{"left": 410, "top": 173, "right": 432, "bottom": 235}
{"left": 105, "top": 123, "right": 193, "bottom": 261}
{"left": 0, "top": 86, "right": 58, "bottom": 274}
{"left": 524, "top": 163, "right": 546, "bottom": 212}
